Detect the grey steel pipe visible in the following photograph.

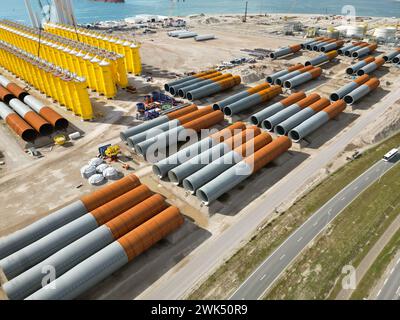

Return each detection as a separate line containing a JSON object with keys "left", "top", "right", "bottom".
{"left": 151, "top": 122, "right": 246, "bottom": 178}
{"left": 306, "top": 39, "right": 325, "bottom": 50}
{"left": 343, "top": 77, "right": 380, "bottom": 105}
{"left": 168, "top": 127, "right": 260, "bottom": 185}
{"left": 183, "top": 133, "right": 272, "bottom": 194}
{"left": 345, "top": 43, "right": 368, "bottom": 56}
{"left": 274, "top": 65, "right": 313, "bottom": 85}
{"left": 274, "top": 98, "right": 330, "bottom": 135}
{"left": 338, "top": 43, "right": 358, "bottom": 55}
{"left": 195, "top": 34, "right": 216, "bottom": 41}
{"left": 304, "top": 50, "right": 338, "bottom": 66}
{"left": 223, "top": 86, "right": 282, "bottom": 116}
{"left": 345, "top": 56, "right": 375, "bottom": 75}
{"left": 164, "top": 70, "right": 216, "bottom": 92}
{"left": 382, "top": 49, "right": 400, "bottom": 62}
{"left": 301, "top": 37, "right": 325, "bottom": 49}
{"left": 177, "top": 73, "right": 230, "bottom": 98}
{"left": 249, "top": 91, "right": 306, "bottom": 126}
{"left": 357, "top": 58, "right": 385, "bottom": 76}
{"left": 283, "top": 67, "right": 322, "bottom": 89}
{"left": 262, "top": 93, "right": 320, "bottom": 131}
{"left": 169, "top": 72, "right": 223, "bottom": 96}
{"left": 0, "top": 174, "right": 140, "bottom": 260}
{"left": 186, "top": 76, "right": 241, "bottom": 101}
{"left": 329, "top": 74, "right": 370, "bottom": 101}
{"left": 195, "top": 136, "right": 291, "bottom": 205}
{"left": 392, "top": 54, "right": 400, "bottom": 64}
{"left": 289, "top": 100, "right": 346, "bottom": 142}
{"left": 266, "top": 64, "right": 303, "bottom": 84}
{"left": 120, "top": 104, "right": 198, "bottom": 141}
{"left": 269, "top": 44, "right": 301, "bottom": 59}
{"left": 178, "top": 32, "right": 198, "bottom": 39}
{"left": 313, "top": 40, "right": 333, "bottom": 51}
{"left": 212, "top": 82, "right": 270, "bottom": 111}
{"left": 320, "top": 40, "right": 344, "bottom": 52}
{"left": 352, "top": 44, "right": 378, "bottom": 58}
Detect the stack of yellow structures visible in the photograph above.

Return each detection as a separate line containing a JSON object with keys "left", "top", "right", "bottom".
{"left": 0, "top": 40, "right": 93, "bottom": 120}
{"left": 0, "top": 20, "right": 127, "bottom": 98}
{"left": 44, "top": 22, "right": 142, "bottom": 75}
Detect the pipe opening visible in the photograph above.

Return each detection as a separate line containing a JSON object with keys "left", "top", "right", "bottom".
{"left": 169, "top": 87, "right": 176, "bottom": 96}
{"left": 289, "top": 130, "right": 301, "bottom": 142}
{"left": 212, "top": 104, "right": 220, "bottom": 111}
{"left": 186, "top": 93, "right": 193, "bottom": 101}
{"left": 344, "top": 95, "right": 354, "bottom": 104}
{"left": 134, "top": 144, "right": 144, "bottom": 155}
{"left": 39, "top": 123, "right": 54, "bottom": 136}
{"left": 304, "top": 61, "right": 312, "bottom": 66}
{"left": 393, "top": 57, "right": 400, "bottom": 64}
{"left": 345, "top": 68, "right": 354, "bottom": 75}
{"left": 312, "top": 46, "right": 319, "bottom": 51}
{"left": 330, "top": 93, "right": 340, "bottom": 101}
{"left": 345, "top": 51, "right": 351, "bottom": 56}
{"left": 275, "top": 78, "right": 283, "bottom": 86}
{"left": 320, "top": 47, "right": 326, "bottom": 52}
{"left": 22, "top": 129, "right": 37, "bottom": 142}
{"left": 164, "top": 84, "right": 170, "bottom": 91}
{"left": 167, "top": 171, "right": 180, "bottom": 185}
{"left": 152, "top": 165, "right": 163, "bottom": 178}
{"left": 356, "top": 70, "right": 365, "bottom": 76}
{"left": 178, "top": 89, "right": 185, "bottom": 98}
{"left": 197, "top": 189, "right": 209, "bottom": 204}
{"left": 182, "top": 179, "right": 195, "bottom": 193}
{"left": 250, "top": 115, "right": 259, "bottom": 125}
{"left": 54, "top": 118, "right": 69, "bottom": 130}
{"left": 266, "top": 77, "right": 273, "bottom": 84}
{"left": 262, "top": 120, "right": 273, "bottom": 131}
{"left": 306, "top": 45, "right": 313, "bottom": 50}
{"left": 352, "top": 52, "right": 359, "bottom": 58}
{"left": 269, "top": 53, "right": 276, "bottom": 59}
{"left": 224, "top": 107, "right": 232, "bottom": 116}
{"left": 275, "top": 125, "right": 286, "bottom": 136}
{"left": 284, "top": 81, "right": 292, "bottom": 89}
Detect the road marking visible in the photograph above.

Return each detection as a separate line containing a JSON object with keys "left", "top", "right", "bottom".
{"left": 341, "top": 196, "right": 346, "bottom": 201}
{"left": 260, "top": 274, "right": 266, "bottom": 281}
{"left": 297, "top": 236, "right": 303, "bottom": 242}
{"left": 313, "top": 221, "right": 318, "bottom": 227}
{"left": 279, "top": 254, "right": 286, "bottom": 261}
{"left": 390, "top": 267, "right": 395, "bottom": 275}
{"left": 384, "top": 278, "right": 388, "bottom": 285}
{"left": 396, "top": 257, "right": 400, "bottom": 264}
{"left": 377, "top": 289, "right": 382, "bottom": 297}
{"left": 353, "top": 186, "right": 358, "bottom": 191}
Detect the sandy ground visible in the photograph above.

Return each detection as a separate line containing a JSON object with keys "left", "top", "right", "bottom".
{"left": 1, "top": 13, "right": 400, "bottom": 299}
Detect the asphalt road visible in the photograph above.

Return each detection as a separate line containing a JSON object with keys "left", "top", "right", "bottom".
{"left": 377, "top": 255, "right": 400, "bottom": 300}
{"left": 231, "top": 154, "right": 400, "bottom": 300}
{"left": 138, "top": 86, "right": 400, "bottom": 300}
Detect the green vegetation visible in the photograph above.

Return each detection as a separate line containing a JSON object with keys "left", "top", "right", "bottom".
{"left": 188, "top": 132, "right": 400, "bottom": 300}
{"left": 350, "top": 229, "right": 400, "bottom": 300}
{"left": 265, "top": 164, "right": 400, "bottom": 299}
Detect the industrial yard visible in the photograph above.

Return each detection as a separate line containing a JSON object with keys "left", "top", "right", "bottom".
{"left": 0, "top": 4, "right": 400, "bottom": 301}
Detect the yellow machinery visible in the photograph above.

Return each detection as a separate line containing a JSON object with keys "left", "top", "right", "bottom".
{"left": 44, "top": 22, "right": 142, "bottom": 75}
{"left": 54, "top": 134, "right": 66, "bottom": 145}
{"left": 105, "top": 145, "right": 121, "bottom": 158}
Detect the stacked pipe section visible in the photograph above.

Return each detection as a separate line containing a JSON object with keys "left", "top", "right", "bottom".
{"left": 356, "top": 57, "right": 385, "bottom": 76}
{"left": 0, "top": 75, "right": 68, "bottom": 130}
{"left": 304, "top": 50, "right": 338, "bottom": 66}
{"left": 134, "top": 109, "right": 225, "bottom": 157}
{"left": 300, "top": 37, "right": 325, "bottom": 49}
{"left": 164, "top": 70, "right": 216, "bottom": 93}
{"left": 0, "top": 41, "right": 93, "bottom": 119}
{"left": 283, "top": 67, "right": 322, "bottom": 89}
{"left": 120, "top": 104, "right": 198, "bottom": 142}
{"left": 266, "top": 64, "right": 303, "bottom": 84}
{"left": 168, "top": 126, "right": 261, "bottom": 185}
{"left": 330, "top": 74, "right": 370, "bottom": 101}
{"left": 0, "top": 174, "right": 141, "bottom": 261}
{"left": 346, "top": 56, "right": 376, "bottom": 75}
{"left": 261, "top": 93, "right": 321, "bottom": 131}
{"left": 3, "top": 193, "right": 174, "bottom": 300}
{"left": 0, "top": 86, "right": 53, "bottom": 136}
{"left": 0, "top": 101, "right": 36, "bottom": 141}
{"left": 212, "top": 82, "right": 270, "bottom": 110}
{"left": 26, "top": 206, "right": 183, "bottom": 300}
{"left": 0, "top": 176, "right": 155, "bottom": 280}
{"left": 186, "top": 75, "right": 241, "bottom": 101}
{"left": 274, "top": 65, "right": 314, "bottom": 86}
{"left": 343, "top": 77, "right": 380, "bottom": 105}
{"left": 288, "top": 100, "right": 346, "bottom": 142}
{"left": 0, "top": 20, "right": 122, "bottom": 97}
{"left": 177, "top": 73, "right": 233, "bottom": 98}
{"left": 44, "top": 21, "right": 142, "bottom": 75}
{"left": 312, "top": 39, "right": 337, "bottom": 51}
{"left": 303, "top": 37, "right": 330, "bottom": 51}
{"left": 250, "top": 91, "right": 306, "bottom": 126}
{"left": 152, "top": 122, "right": 246, "bottom": 178}
{"left": 344, "top": 42, "right": 369, "bottom": 57}
{"left": 127, "top": 106, "right": 216, "bottom": 148}
{"left": 352, "top": 44, "right": 378, "bottom": 59}
{"left": 383, "top": 48, "right": 400, "bottom": 62}
{"left": 338, "top": 42, "right": 364, "bottom": 55}
{"left": 223, "top": 85, "right": 282, "bottom": 116}
{"left": 320, "top": 40, "right": 344, "bottom": 52}
{"left": 269, "top": 44, "right": 301, "bottom": 59}
{"left": 195, "top": 136, "right": 292, "bottom": 205}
